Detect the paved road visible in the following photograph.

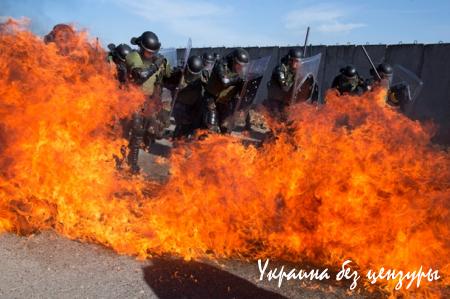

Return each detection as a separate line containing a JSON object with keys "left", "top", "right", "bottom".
{"left": 0, "top": 231, "right": 367, "bottom": 299}
{"left": 0, "top": 134, "right": 368, "bottom": 299}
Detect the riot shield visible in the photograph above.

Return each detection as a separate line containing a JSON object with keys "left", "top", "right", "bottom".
{"left": 390, "top": 64, "right": 423, "bottom": 103}
{"left": 182, "top": 38, "right": 192, "bottom": 68}
{"left": 169, "top": 38, "right": 192, "bottom": 118}
{"left": 159, "top": 48, "right": 177, "bottom": 69}
{"left": 291, "top": 53, "right": 322, "bottom": 104}
{"left": 223, "top": 55, "right": 271, "bottom": 132}
{"left": 236, "top": 55, "right": 272, "bottom": 111}
{"left": 173, "top": 38, "right": 192, "bottom": 68}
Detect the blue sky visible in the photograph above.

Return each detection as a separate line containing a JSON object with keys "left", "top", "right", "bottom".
{"left": 1, "top": 0, "right": 449, "bottom": 48}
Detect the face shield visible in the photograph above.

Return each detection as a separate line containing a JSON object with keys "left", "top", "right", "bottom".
{"left": 233, "top": 58, "right": 249, "bottom": 78}
{"left": 289, "top": 57, "right": 302, "bottom": 71}
{"left": 142, "top": 49, "right": 156, "bottom": 59}
{"left": 203, "top": 59, "right": 215, "bottom": 70}
{"left": 380, "top": 72, "right": 393, "bottom": 87}
{"left": 140, "top": 41, "right": 158, "bottom": 59}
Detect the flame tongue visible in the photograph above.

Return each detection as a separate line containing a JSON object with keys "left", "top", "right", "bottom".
{"left": 0, "top": 18, "right": 148, "bottom": 247}
{"left": 0, "top": 19, "right": 449, "bottom": 297}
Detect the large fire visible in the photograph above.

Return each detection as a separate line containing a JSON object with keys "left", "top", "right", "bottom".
{"left": 0, "top": 19, "right": 449, "bottom": 297}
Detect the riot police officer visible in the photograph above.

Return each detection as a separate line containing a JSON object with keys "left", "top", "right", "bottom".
{"left": 44, "top": 23, "right": 100, "bottom": 62}
{"left": 367, "top": 63, "right": 394, "bottom": 89}
{"left": 125, "top": 31, "right": 172, "bottom": 173}
{"left": 167, "top": 55, "right": 210, "bottom": 138}
{"left": 367, "top": 63, "right": 405, "bottom": 107}
{"left": 107, "top": 43, "right": 132, "bottom": 85}
{"left": 373, "top": 63, "right": 393, "bottom": 83}
{"left": 265, "top": 48, "right": 303, "bottom": 120}
{"left": 202, "top": 52, "right": 215, "bottom": 70}
{"left": 44, "top": 24, "right": 77, "bottom": 55}
{"left": 126, "top": 31, "right": 171, "bottom": 94}
{"left": 203, "top": 48, "right": 250, "bottom": 133}
{"left": 331, "top": 65, "right": 367, "bottom": 95}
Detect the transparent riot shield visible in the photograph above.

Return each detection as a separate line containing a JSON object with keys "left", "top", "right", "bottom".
{"left": 173, "top": 38, "right": 192, "bottom": 68}
{"left": 237, "top": 55, "right": 272, "bottom": 111}
{"left": 182, "top": 38, "right": 192, "bottom": 69}
{"left": 291, "top": 53, "right": 322, "bottom": 104}
{"left": 224, "top": 55, "right": 272, "bottom": 131}
{"left": 390, "top": 64, "right": 423, "bottom": 103}
{"left": 169, "top": 38, "right": 192, "bottom": 118}
{"left": 159, "top": 48, "right": 177, "bottom": 69}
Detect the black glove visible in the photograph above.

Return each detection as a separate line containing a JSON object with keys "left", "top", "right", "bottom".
{"left": 117, "top": 63, "right": 128, "bottom": 83}
{"left": 131, "top": 65, "right": 158, "bottom": 84}
{"left": 154, "top": 57, "right": 164, "bottom": 69}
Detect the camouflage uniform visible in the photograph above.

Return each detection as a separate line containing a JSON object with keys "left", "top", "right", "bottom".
{"left": 266, "top": 61, "right": 296, "bottom": 120}
{"left": 125, "top": 50, "right": 172, "bottom": 138}
{"left": 204, "top": 59, "right": 243, "bottom": 132}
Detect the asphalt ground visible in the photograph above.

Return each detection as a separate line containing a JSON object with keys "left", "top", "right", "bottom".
{"left": 0, "top": 126, "right": 371, "bottom": 299}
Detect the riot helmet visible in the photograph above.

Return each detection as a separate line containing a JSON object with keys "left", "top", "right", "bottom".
{"left": 109, "top": 43, "right": 132, "bottom": 61}
{"left": 202, "top": 52, "right": 215, "bottom": 65}
{"left": 131, "top": 31, "right": 161, "bottom": 58}
{"left": 184, "top": 55, "right": 203, "bottom": 81}
{"left": 341, "top": 65, "right": 357, "bottom": 79}
{"left": 377, "top": 63, "right": 393, "bottom": 79}
{"left": 44, "top": 24, "right": 75, "bottom": 44}
{"left": 340, "top": 65, "right": 360, "bottom": 90}
{"left": 231, "top": 48, "right": 249, "bottom": 77}
{"left": 187, "top": 55, "right": 203, "bottom": 74}
{"left": 201, "top": 52, "right": 215, "bottom": 71}
{"left": 287, "top": 48, "right": 303, "bottom": 70}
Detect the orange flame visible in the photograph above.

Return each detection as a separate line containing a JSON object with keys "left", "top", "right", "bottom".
{"left": 0, "top": 19, "right": 449, "bottom": 297}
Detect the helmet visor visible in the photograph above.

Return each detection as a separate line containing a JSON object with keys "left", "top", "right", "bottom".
{"left": 290, "top": 57, "right": 302, "bottom": 70}
{"left": 234, "top": 59, "right": 249, "bottom": 78}
{"left": 140, "top": 40, "right": 158, "bottom": 53}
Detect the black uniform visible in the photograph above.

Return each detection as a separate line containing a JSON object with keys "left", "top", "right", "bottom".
{"left": 167, "top": 56, "right": 210, "bottom": 138}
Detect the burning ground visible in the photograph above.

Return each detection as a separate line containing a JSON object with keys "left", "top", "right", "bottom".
{"left": 0, "top": 19, "right": 449, "bottom": 298}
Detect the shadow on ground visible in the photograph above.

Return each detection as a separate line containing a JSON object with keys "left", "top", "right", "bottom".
{"left": 143, "top": 258, "right": 286, "bottom": 299}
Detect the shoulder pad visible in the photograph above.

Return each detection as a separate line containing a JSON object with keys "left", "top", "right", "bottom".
{"left": 125, "top": 50, "right": 143, "bottom": 67}
{"left": 126, "top": 50, "right": 139, "bottom": 59}
{"left": 274, "top": 64, "right": 288, "bottom": 76}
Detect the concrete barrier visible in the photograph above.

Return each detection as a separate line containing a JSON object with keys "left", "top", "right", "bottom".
{"left": 351, "top": 45, "right": 387, "bottom": 79}
{"left": 320, "top": 45, "right": 356, "bottom": 93}
{"left": 385, "top": 44, "right": 424, "bottom": 75}
{"left": 415, "top": 43, "right": 450, "bottom": 144}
